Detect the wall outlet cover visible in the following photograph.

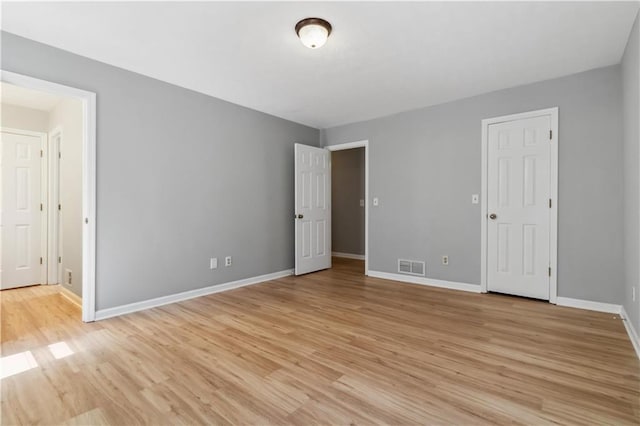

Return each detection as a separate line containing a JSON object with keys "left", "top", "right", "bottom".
{"left": 65, "top": 269, "right": 72, "bottom": 286}
{"left": 225, "top": 256, "right": 232, "bottom": 267}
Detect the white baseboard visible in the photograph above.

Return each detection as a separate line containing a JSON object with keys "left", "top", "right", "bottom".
{"left": 332, "top": 252, "right": 365, "bottom": 260}
{"left": 94, "top": 269, "right": 294, "bottom": 321}
{"left": 555, "top": 297, "right": 621, "bottom": 314}
{"left": 620, "top": 305, "right": 640, "bottom": 360}
{"left": 368, "top": 270, "right": 480, "bottom": 293}
{"left": 555, "top": 298, "right": 640, "bottom": 359}
{"left": 59, "top": 286, "right": 82, "bottom": 307}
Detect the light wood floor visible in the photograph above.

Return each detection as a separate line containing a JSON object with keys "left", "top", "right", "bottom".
{"left": 1, "top": 258, "right": 639, "bottom": 425}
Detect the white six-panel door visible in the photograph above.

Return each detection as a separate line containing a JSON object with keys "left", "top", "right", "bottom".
{"left": 486, "top": 115, "right": 552, "bottom": 300}
{"left": 1, "top": 130, "right": 44, "bottom": 290}
{"left": 295, "top": 143, "right": 331, "bottom": 275}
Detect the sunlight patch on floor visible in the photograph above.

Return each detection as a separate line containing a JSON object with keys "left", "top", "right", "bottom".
{"left": 0, "top": 350, "right": 38, "bottom": 379}
{"left": 48, "top": 341, "right": 74, "bottom": 359}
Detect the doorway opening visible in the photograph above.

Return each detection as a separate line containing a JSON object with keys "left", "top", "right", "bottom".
{"left": 327, "top": 140, "right": 369, "bottom": 275}
{"left": 293, "top": 140, "right": 369, "bottom": 277}
{"left": 330, "top": 146, "right": 366, "bottom": 274}
{"left": 1, "top": 71, "right": 96, "bottom": 321}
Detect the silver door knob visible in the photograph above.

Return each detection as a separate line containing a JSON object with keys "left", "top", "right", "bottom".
{"left": 489, "top": 213, "right": 497, "bottom": 220}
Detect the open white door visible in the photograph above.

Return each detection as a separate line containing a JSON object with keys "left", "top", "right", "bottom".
{"left": 295, "top": 143, "right": 331, "bottom": 275}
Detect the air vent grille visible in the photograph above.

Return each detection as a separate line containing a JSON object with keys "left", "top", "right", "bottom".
{"left": 397, "top": 259, "right": 425, "bottom": 276}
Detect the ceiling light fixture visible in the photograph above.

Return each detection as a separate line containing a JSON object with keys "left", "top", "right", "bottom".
{"left": 295, "top": 18, "right": 332, "bottom": 49}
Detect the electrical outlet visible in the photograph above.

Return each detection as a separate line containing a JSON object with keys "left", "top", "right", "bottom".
{"left": 210, "top": 257, "right": 218, "bottom": 270}
{"left": 373, "top": 197, "right": 379, "bottom": 206}
{"left": 472, "top": 194, "right": 479, "bottom": 204}
{"left": 442, "top": 256, "right": 449, "bottom": 266}
{"left": 225, "top": 256, "right": 232, "bottom": 267}
{"left": 65, "top": 269, "right": 72, "bottom": 286}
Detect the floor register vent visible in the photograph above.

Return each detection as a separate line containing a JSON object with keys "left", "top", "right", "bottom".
{"left": 398, "top": 259, "right": 425, "bottom": 276}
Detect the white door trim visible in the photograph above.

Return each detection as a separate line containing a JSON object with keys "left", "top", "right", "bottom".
{"left": 48, "top": 127, "right": 63, "bottom": 285}
{"left": 1, "top": 70, "right": 97, "bottom": 322}
{"left": 1, "top": 127, "right": 48, "bottom": 287}
{"left": 480, "top": 107, "right": 558, "bottom": 303}
{"left": 326, "top": 140, "right": 369, "bottom": 276}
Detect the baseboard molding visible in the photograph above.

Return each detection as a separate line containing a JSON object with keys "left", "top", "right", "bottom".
{"left": 332, "top": 252, "right": 365, "bottom": 260}
{"left": 59, "top": 286, "right": 82, "bottom": 307}
{"left": 95, "top": 269, "right": 294, "bottom": 321}
{"left": 620, "top": 305, "right": 640, "bottom": 360}
{"left": 555, "top": 297, "right": 621, "bottom": 314}
{"left": 368, "top": 270, "right": 480, "bottom": 293}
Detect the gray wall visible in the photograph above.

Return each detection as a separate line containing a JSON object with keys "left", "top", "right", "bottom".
{"left": 331, "top": 148, "right": 365, "bottom": 255}
{"left": 323, "top": 65, "right": 624, "bottom": 304}
{"left": 623, "top": 12, "right": 640, "bottom": 330}
{"left": 1, "top": 32, "right": 319, "bottom": 311}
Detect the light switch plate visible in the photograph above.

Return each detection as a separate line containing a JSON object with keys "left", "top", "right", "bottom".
{"left": 472, "top": 194, "right": 479, "bottom": 204}
{"left": 373, "top": 197, "right": 379, "bottom": 206}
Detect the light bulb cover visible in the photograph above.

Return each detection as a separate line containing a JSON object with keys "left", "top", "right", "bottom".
{"left": 295, "top": 17, "right": 332, "bottom": 49}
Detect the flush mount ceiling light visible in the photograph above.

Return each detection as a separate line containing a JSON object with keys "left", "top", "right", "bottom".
{"left": 295, "top": 17, "right": 332, "bottom": 49}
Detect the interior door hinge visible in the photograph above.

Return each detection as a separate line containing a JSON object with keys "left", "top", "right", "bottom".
{"left": 40, "top": 203, "right": 43, "bottom": 211}
{"left": 548, "top": 267, "right": 552, "bottom": 277}
{"left": 58, "top": 204, "right": 61, "bottom": 211}
{"left": 58, "top": 256, "right": 62, "bottom": 264}
{"left": 59, "top": 152, "right": 61, "bottom": 159}
{"left": 40, "top": 149, "right": 43, "bottom": 158}
{"left": 549, "top": 130, "right": 553, "bottom": 140}
{"left": 40, "top": 257, "right": 43, "bottom": 265}
{"left": 549, "top": 198, "right": 552, "bottom": 208}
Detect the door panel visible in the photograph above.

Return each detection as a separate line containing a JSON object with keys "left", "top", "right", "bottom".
{"left": 487, "top": 115, "right": 551, "bottom": 300}
{"left": 295, "top": 144, "right": 330, "bottom": 275}
{"left": 1, "top": 131, "right": 43, "bottom": 290}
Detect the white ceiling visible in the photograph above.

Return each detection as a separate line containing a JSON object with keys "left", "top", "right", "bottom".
{"left": 2, "top": 2, "right": 638, "bottom": 128}
{"left": 1, "top": 81, "right": 64, "bottom": 111}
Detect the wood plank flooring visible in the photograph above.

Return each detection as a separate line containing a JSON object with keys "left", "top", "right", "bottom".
{"left": 1, "top": 258, "right": 638, "bottom": 425}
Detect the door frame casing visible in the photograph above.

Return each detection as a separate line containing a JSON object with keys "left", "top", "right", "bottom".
{"left": 480, "top": 107, "right": 558, "bottom": 303}
{"left": 48, "top": 127, "right": 63, "bottom": 285}
{"left": 326, "top": 140, "right": 370, "bottom": 276}
{"left": 0, "top": 127, "right": 48, "bottom": 287}
{"left": 1, "top": 70, "right": 97, "bottom": 322}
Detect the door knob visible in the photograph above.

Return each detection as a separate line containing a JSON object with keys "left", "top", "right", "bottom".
{"left": 489, "top": 213, "right": 497, "bottom": 220}
{"left": 296, "top": 214, "right": 304, "bottom": 219}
